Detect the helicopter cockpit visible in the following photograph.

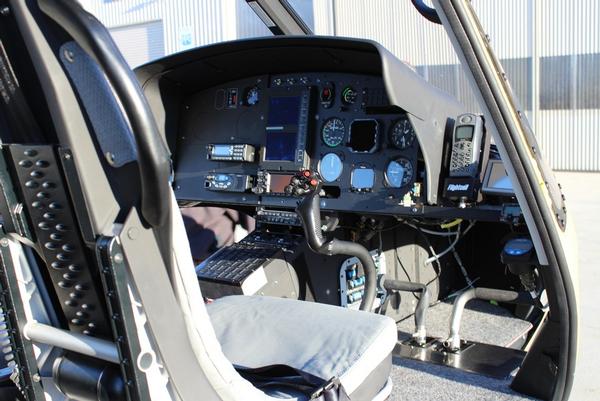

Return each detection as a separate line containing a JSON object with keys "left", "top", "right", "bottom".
{"left": 0, "top": 1, "right": 577, "bottom": 401}
{"left": 132, "top": 24, "right": 560, "bottom": 401}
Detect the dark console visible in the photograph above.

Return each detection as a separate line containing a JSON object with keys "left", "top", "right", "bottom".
{"left": 134, "top": 37, "right": 517, "bottom": 221}
{"left": 196, "top": 231, "right": 303, "bottom": 299}
{"left": 174, "top": 72, "right": 427, "bottom": 216}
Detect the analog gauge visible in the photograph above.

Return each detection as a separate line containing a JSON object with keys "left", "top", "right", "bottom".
{"left": 385, "top": 158, "right": 414, "bottom": 188}
{"left": 390, "top": 116, "right": 416, "bottom": 149}
{"left": 351, "top": 167, "right": 375, "bottom": 191}
{"left": 245, "top": 86, "right": 260, "bottom": 106}
{"left": 321, "top": 117, "right": 345, "bottom": 147}
{"left": 341, "top": 86, "right": 358, "bottom": 105}
{"left": 319, "top": 153, "right": 343, "bottom": 183}
{"left": 320, "top": 83, "right": 335, "bottom": 108}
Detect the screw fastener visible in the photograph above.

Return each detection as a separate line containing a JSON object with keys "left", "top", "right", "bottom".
{"left": 113, "top": 253, "right": 124, "bottom": 264}
{"left": 64, "top": 50, "right": 75, "bottom": 63}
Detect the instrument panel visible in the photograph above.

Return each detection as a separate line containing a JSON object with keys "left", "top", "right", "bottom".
{"left": 174, "top": 72, "right": 424, "bottom": 215}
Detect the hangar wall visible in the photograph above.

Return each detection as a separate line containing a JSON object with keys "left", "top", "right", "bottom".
{"left": 80, "top": 0, "right": 600, "bottom": 171}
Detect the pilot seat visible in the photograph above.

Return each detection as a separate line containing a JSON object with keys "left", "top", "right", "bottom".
{"left": 32, "top": 3, "right": 399, "bottom": 399}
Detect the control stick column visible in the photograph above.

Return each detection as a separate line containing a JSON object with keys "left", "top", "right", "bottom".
{"left": 296, "top": 183, "right": 377, "bottom": 312}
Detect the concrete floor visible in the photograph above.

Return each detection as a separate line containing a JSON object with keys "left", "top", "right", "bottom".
{"left": 555, "top": 172, "right": 600, "bottom": 401}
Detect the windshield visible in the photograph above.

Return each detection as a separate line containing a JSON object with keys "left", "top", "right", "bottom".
{"left": 80, "top": 0, "right": 599, "bottom": 172}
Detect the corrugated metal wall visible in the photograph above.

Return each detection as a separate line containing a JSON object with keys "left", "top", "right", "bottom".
{"left": 535, "top": 1, "right": 600, "bottom": 171}
{"left": 109, "top": 21, "right": 165, "bottom": 67}
{"left": 82, "top": 0, "right": 600, "bottom": 171}
{"left": 80, "top": 0, "right": 263, "bottom": 56}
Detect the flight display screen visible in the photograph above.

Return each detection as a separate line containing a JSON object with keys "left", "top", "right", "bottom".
{"left": 264, "top": 95, "right": 302, "bottom": 162}
{"left": 265, "top": 131, "right": 298, "bottom": 161}
{"left": 482, "top": 160, "right": 514, "bottom": 195}
{"left": 269, "top": 174, "right": 295, "bottom": 193}
{"left": 268, "top": 96, "right": 301, "bottom": 126}
{"left": 349, "top": 120, "right": 378, "bottom": 153}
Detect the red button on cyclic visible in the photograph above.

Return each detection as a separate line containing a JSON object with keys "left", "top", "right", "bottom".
{"left": 303, "top": 170, "right": 311, "bottom": 178}
{"left": 310, "top": 178, "right": 318, "bottom": 186}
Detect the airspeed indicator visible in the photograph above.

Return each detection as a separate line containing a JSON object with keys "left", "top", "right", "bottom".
{"left": 322, "top": 117, "right": 345, "bottom": 147}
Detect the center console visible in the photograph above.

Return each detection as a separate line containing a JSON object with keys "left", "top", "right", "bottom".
{"left": 196, "top": 231, "right": 303, "bottom": 299}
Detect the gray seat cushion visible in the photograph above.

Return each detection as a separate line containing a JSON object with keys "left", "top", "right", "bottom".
{"left": 207, "top": 295, "right": 397, "bottom": 400}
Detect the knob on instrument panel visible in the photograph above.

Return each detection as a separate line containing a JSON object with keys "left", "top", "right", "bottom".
{"left": 285, "top": 170, "right": 321, "bottom": 196}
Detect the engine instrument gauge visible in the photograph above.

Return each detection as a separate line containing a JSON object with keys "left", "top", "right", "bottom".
{"left": 319, "top": 153, "right": 343, "bottom": 182}
{"left": 341, "top": 86, "right": 358, "bottom": 105}
{"left": 320, "top": 83, "right": 335, "bottom": 108}
{"left": 321, "top": 117, "right": 345, "bottom": 147}
{"left": 385, "top": 158, "right": 414, "bottom": 188}
{"left": 245, "top": 86, "right": 260, "bottom": 106}
{"left": 390, "top": 116, "right": 416, "bottom": 149}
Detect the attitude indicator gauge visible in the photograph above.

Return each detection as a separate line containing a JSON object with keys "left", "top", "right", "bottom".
{"left": 390, "top": 116, "right": 416, "bottom": 150}
{"left": 321, "top": 117, "right": 345, "bottom": 147}
{"left": 385, "top": 158, "right": 414, "bottom": 188}
{"left": 319, "top": 153, "right": 343, "bottom": 182}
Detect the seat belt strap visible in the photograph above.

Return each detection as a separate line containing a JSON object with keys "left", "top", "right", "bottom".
{"left": 235, "top": 364, "right": 350, "bottom": 400}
